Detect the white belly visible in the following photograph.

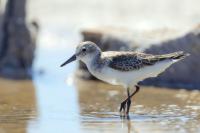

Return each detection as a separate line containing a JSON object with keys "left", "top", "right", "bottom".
{"left": 88, "top": 60, "right": 177, "bottom": 88}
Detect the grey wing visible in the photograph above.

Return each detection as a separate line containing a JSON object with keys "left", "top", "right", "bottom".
{"left": 108, "top": 53, "right": 160, "bottom": 71}
{"left": 108, "top": 51, "right": 187, "bottom": 71}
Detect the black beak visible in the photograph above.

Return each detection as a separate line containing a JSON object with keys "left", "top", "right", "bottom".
{"left": 60, "top": 54, "right": 76, "bottom": 67}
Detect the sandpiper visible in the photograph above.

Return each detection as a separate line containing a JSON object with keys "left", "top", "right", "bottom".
{"left": 60, "top": 41, "right": 189, "bottom": 116}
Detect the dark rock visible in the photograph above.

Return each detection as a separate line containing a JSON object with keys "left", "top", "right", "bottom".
{"left": 0, "top": 0, "right": 38, "bottom": 79}
{"left": 142, "top": 30, "right": 200, "bottom": 89}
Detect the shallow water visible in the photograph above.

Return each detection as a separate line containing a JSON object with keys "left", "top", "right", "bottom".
{"left": 76, "top": 79, "right": 200, "bottom": 133}
{"left": 0, "top": 76, "right": 200, "bottom": 133}
{"left": 1, "top": 0, "right": 200, "bottom": 132}
{"left": 0, "top": 79, "right": 37, "bottom": 133}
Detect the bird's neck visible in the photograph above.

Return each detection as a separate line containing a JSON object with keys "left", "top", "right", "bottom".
{"left": 84, "top": 52, "right": 102, "bottom": 70}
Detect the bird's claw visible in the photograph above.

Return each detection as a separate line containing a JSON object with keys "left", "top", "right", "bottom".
{"left": 119, "top": 101, "right": 126, "bottom": 111}
{"left": 119, "top": 97, "right": 132, "bottom": 117}
{"left": 119, "top": 100, "right": 127, "bottom": 116}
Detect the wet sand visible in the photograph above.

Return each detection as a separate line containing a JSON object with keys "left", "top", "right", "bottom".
{"left": 76, "top": 79, "right": 200, "bottom": 133}
{"left": 0, "top": 78, "right": 37, "bottom": 133}
{"left": 0, "top": 77, "right": 199, "bottom": 133}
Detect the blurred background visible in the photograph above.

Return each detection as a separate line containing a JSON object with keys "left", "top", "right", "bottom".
{"left": 0, "top": 0, "right": 200, "bottom": 133}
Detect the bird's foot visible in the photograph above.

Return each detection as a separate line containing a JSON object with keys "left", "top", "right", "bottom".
{"left": 119, "top": 100, "right": 127, "bottom": 116}
{"left": 119, "top": 97, "right": 131, "bottom": 117}
{"left": 120, "top": 100, "right": 126, "bottom": 112}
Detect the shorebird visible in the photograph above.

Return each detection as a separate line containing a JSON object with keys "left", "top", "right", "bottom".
{"left": 60, "top": 41, "right": 189, "bottom": 116}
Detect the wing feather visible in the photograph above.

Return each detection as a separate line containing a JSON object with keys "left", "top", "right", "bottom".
{"left": 107, "top": 51, "right": 187, "bottom": 71}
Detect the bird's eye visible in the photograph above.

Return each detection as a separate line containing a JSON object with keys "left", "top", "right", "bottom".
{"left": 82, "top": 48, "right": 86, "bottom": 52}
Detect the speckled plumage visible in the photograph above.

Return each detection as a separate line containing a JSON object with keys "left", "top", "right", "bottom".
{"left": 104, "top": 51, "right": 187, "bottom": 71}
{"left": 62, "top": 41, "right": 188, "bottom": 84}
{"left": 61, "top": 41, "right": 189, "bottom": 116}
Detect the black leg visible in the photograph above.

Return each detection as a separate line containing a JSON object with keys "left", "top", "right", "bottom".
{"left": 130, "top": 85, "right": 140, "bottom": 98}
{"left": 119, "top": 88, "right": 129, "bottom": 113}
{"left": 119, "top": 85, "right": 140, "bottom": 115}
{"left": 126, "top": 88, "right": 131, "bottom": 115}
{"left": 119, "top": 100, "right": 126, "bottom": 113}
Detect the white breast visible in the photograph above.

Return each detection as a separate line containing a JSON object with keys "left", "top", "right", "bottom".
{"left": 87, "top": 60, "right": 177, "bottom": 88}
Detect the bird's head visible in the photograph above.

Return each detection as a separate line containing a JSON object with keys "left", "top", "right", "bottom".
{"left": 60, "top": 41, "right": 101, "bottom": 67}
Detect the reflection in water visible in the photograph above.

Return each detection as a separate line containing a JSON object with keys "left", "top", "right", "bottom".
{"left": 27, "top": 0, "right": 200, "bottom": 132}
{"left": 120, "top": 117, "right": 139, "bottom": 133}
{"left": 75, "top": 78, "right": 200, "bottom": 133}
{"left": 0, "top": 65, "right": 199, "bottom": 133}
{"left": 28, "top": 48, "right": 80, "bottom": 133}
{"left": 0, "top": 78, "right": 37, "bottom": 133}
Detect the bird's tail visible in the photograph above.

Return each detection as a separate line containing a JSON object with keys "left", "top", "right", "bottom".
{"left": 156, "top": 51, "right": 190, "bottom": 61}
